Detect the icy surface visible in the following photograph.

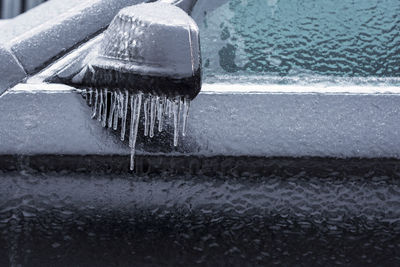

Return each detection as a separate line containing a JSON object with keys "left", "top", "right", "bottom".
{"left": 119, "top": 2, "right": 195, "bottom": 26}
{"left": 90, "top": 2, "right": 200, "bottom": 79}
{"left": 129, "top": 94, "right": 141, "bottom": 170}
{"left": 192, "top": 0, "right": 400, "bottom": 82}
{"left": 0, "top": 46, "right": 26, "bottom": 95}
{"left": 5, "top": 0, "right": 147, "bottom": 74}
{"left": 0, "top": 170, "right": 399, "bottom": 265}
{"left": 2, "top": 83, "right": 400, "bottom": 158}
{"left": 0, "top": 0, "right": 84, "bottom": 42}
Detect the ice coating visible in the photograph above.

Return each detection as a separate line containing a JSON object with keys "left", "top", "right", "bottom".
{"left": 99, "top": 2, "right": 200, "bottom": 78}
{"left": 150, "top": 97, "right": 156, "bottom": 138}
{"left": 173, "top": 97, "right": 182, "bottom": 147}
{"left": 69, "top": 2, "right": 202, "bottom": 100}
{"left": 118, "top": 2, "right": 196, "bottom": 27}
{"left": 143, "top": 97, "right": 150, "bottom": 137}
{"left": 120, "top": 90, "right": 129, "bottom": 141}
{"left": 182, "top": 97, "right": 190, "bottom": 136}
{"left": 68, "top": 2, "right": 202, "bottom": 170}
{"left": 157, "top": 96, "right": 165, "bottom": 132}
{"left": 87, "top": 88, "right": 191, "bottom": 170}
{"left": 129, "top": 94, "right": 142, "bottom": 171}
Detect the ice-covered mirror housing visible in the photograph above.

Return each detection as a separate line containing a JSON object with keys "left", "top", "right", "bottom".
{"left": 67, "top": 2, "right": 202, "bottom": 100}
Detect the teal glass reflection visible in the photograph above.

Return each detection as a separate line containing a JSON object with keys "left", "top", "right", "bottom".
{"left": 194, "top": 0, "right": 400, "bottom": 80}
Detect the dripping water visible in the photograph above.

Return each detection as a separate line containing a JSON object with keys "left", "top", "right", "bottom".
{"left": 87, "top": 88, "right": 191, "bottom": 170}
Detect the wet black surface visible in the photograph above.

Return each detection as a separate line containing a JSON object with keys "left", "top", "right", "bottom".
{"left": 0, "top": 161, "right": 399, "bottom": 266}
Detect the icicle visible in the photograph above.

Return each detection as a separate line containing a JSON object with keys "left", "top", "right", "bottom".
{"left": 157, "top": 96, "right": 164, "bottom": 132}
{"left": 149, "top": 96, "right": 156, "bottom": 138}
{"left": 143, "top": 96, "right": 150, "bottom": 136}
{"left": 121, "top": 90, "right": 129, "bottom": 141}
{"left": 85, "top": 89, "right": 89, "bottom": 106}
{"left": 118, "top": 91, "right": 124, "bottom": 118}
{"left": 170, "top": 99, "right": 174, "bottom": 118}
{"left": 91, "top": 89, "right": 98, "bottom": 119}
{"left": 86, "top": 89, "right": 192, "bottom": 170}
{"left": 164, "top": 98, "right": 168, "bottom": 117}
{"left": 108, "top": 90, "right": 116, "bottom": 128}
{"left": 164, "top": 99, "right": 168, "bottom": 116}
{"left": 98, "top": 89, "right": 103, "bottom": 122}
{"left": 129, "top": 93, "right": 142, "bottom": 171}
{"left": 129, "top": 95, "right": 135, "bottom": 170}
{"left": 173, "top": 97, "right": 182, "bottom": 147}
{"left": 166, "top": 99, "right": 172, "bottom": 118}
{"left": 129, "top": 94, "right": 137, "bottom": 148}
{"left": 113, "top": 92, "right": 119, "bottom": 130}
{"left": 101, "top": 88, "right": 108, "bottom": 127}
{"left": 165, "top": 99, "right": 170, "bottom": 117}
{"left": 182, "top": 98, "right": 190, "bottom": 136}
{"left": 88, "top": 88, "right": 93, "bottom": 106}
